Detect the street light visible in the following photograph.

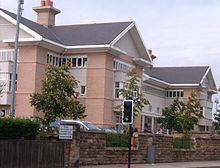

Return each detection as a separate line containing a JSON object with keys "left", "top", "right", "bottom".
{"left": 9, "top": 0, "right": 24, "bottom": 117}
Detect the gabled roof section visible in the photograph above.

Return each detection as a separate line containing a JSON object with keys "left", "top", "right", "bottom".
{"left": 50, "top": 22, "right": 133, "bottom": 46}
{"left": 0, "top": 8, "right": 62, "bottom": 44}
{"left": 145, "top": 66, "right": 210, "bottom": 85}
{"left": 1, "top": 8, "right": 152, "bottom": 63}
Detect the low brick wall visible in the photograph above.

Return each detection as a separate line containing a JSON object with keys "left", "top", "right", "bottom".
{"left": 79, "top": 131, "right": 174, "bottom": 165}
{"left": 153, "top": 134, "right": 173, "bottom": 163}
{"left": 173, "top": 136, "right": 220, "bottom": 162}
{"left": 79, "top": 132, "right": 220, "bottom": 166}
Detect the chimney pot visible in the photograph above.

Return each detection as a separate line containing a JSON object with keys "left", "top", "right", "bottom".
{"left": 45, "top": 0, "right": 52, "bottom": 6}
{"left": 148, "top": 49, "right": 152, "bottom": 55}
{"left": 41, "top": 0, "right": 45, "bottom": 6}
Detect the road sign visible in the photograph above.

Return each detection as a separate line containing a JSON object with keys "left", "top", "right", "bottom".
{"left": 59, "top": 125, "right": 73, "bottom": 140}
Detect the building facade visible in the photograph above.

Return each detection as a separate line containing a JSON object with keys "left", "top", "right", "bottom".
{"left": 0, "top": 0, "right": 217, "bottom": 132}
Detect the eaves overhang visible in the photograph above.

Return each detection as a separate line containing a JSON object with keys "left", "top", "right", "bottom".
{"left": 133, "top": 58, "right": 152, "bottom": 67}
{"left": 4, "top": 35, "right": 129, "bottom": 55}
{"left": 143, "top": 73, "right": 203, "bottom": 89}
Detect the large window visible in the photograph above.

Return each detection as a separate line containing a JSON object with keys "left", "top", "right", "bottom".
{"left": 115, "top": 112, "right": 125, "bottom": 132}
{"left": 200, "top": 107, "right": 204, "bottom": 117}
{"left": 113, "top": 59, "right": 133, "bottom": 72}
{"left": 80, "top": 85, "right": 86, "bottom": 95}
{"left": 47, "top": 52, "right": 87, "bottom": 68}
{"left": 142, "top": 85, "right": 166, "bottom": 97}
{"left": 0, "top": 49, "right": 15, "bottom": 61}
{"left": 114, "top": 82, "right": 123, "bottom": 98}
{"left": 166, "top": 90, "right": 184, "bottom": 98}
{"left": 9, "top": 73, "right": 17, "bottom": 91}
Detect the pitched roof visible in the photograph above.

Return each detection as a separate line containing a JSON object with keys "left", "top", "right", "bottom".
{"left": 145, "top": 66, "right": 209, "bottom": 84}
{"left": 50, "top": 22, "right": 132, "bottom": 46}
{"left": 0, "top": 8, "right": 63, "bottom": 44}
{"left": 0, "top": 8, "right": 132, "bottom": 46}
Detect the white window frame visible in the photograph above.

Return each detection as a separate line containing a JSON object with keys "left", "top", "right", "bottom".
{"left": 80, "top": 85, "right": 86, "bottom": 96}
{"left": 166, "top": 90, "right": 184, "bottom": 98}
{"left": 114, "top": 81, "right": 123, "bottom": 99}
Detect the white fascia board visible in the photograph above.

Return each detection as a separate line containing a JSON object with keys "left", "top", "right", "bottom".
{"left": 66, "top": 44, "right": 110, "bottom": 49}
{"left": 143, "top": 73, "right": 151, "bottom": 81}
{"left": 110, "top": 46, "right": 127, "bottom": 55}
{"left": 132, "top": 23, "right": 153, "bottom": 63}
{"left": 3, "top": 38, "right": 41, "bottom": 43}
{"left": 43, "top": 38, "right": 66, "bottom": 48}
{"left": 144, "top": 75, "right": 200, "bottom": 87}
{"left": 0, "top": 10, "right": 42, "bottom": 41}
{"left": 110, "top": 21, "right": 135, "bottom": 45}
{"left": 43, "top": 38, "right": 111, "bottom": 49}
{"left": 146, "top": 76, "right": 170, "bottom": 86}
{"left": 44, "top": 38, "right": 128, "bottom": 55}
{"left": 199, "top": 67, "right": 210, "bottom": 85}
{"left": 169, "top": 84, "right": 200, "bottom": 87}
{"left": 133, "top": 58, "right": 152, "bottom": 66}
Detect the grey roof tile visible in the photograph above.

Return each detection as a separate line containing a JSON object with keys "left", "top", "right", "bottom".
{"left": 50, "top": 22, "right": 132, "bottom": 46}
{"left": 145, "top": 66, "right": 209, "bottom": 84}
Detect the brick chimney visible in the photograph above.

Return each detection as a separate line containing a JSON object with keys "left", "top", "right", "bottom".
{"left": 33, "top": 0, "right": 60, "bottom": 27}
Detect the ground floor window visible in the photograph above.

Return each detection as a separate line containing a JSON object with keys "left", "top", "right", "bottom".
{"left": 115, "top": 112, "right": 126, "bottom": 133}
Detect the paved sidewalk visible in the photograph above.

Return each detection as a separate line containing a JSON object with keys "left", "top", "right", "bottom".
{"left": 80, "top": 161, "right": 220, "bottom": 168}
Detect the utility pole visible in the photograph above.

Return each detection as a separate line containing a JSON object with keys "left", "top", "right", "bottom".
{"left": 9, "top": 0, "right": 24, "bottom": 117}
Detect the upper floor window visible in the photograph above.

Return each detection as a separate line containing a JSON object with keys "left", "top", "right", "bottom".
{"left": 114, "top": 81, "right": 123, "bottom": 99}
{"left": 113, "top": 59, "right": 133, "bottom": 72}
{"left": 166, "top": 90, "right": 184, "bottom": 98}
{"left": 80, "top": 85, "right": 86, "bottom": 95}
{"left": 157, "top": 107, "right": 160, "bottom": 113}
{"left": 142, "top": 85, "right": 166, "bottom": 97}
{"left": 47, "top": 52, "right": 87, "bottom": 68}
{"left": 0, "top": 49, "right": 15, "bottom": 62}
{"left": 71, "top": 57, "right": 87, "bottom": 68}
{"left": 9, "top": 73, "right": 17, "bottom": 91}
{"left": 200, "top": 106, "right": 204, "bottom": 117}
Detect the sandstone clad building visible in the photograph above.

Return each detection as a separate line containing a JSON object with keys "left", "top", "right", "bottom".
{"left": 0, "top": 0, "right": 217, "bottom": 132}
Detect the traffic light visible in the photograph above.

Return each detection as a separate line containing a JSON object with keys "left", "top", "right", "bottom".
{"left": 122, "top": 100, "right": 133, "bottom": 124}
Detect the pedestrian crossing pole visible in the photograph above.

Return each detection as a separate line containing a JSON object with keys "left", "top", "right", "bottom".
{"left": 128, "top": 124, "right": 133, "bottom": 168}
{"left": 122, "top": 100, "right": 134, "bottom": 168}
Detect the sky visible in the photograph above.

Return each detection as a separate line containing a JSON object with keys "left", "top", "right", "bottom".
{"left": 1, "top": 0, "right": 220, "bottom": 103}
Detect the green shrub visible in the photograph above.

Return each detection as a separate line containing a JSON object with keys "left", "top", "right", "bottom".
{"left": 0, "top": 118, "right": 40, "bottom": 140}
{"left": 106, "top": 133, "right": 129, "bottom": 147}
{"left": 173, "top": 136, "right": 191, "bottom": 149}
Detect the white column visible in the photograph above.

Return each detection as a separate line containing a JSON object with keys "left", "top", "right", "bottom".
{"left": 141, "top": 115, "right": 145, "bottom": 132}
{"left": 151, "top": 117, "right": 154, "bottom": 133}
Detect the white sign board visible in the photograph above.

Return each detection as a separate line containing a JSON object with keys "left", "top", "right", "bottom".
{"left": 59, "top": 125, "right": 73, "bottom": 140}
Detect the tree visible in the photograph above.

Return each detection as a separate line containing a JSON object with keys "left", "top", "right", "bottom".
{"left": 115, "top": 68, "right": 149, "bottom": 116}
{"left": 158, "top": 98, "right": 185, "bottom": 134}
{"left": 30, "top": 64, "right": 86, "bottom": 124}
{"left": 181, "top": 91, "right": 202, "bottom": 133}
{"left": 158, "top": 91, "right": 202, "bottom": 134}
{"left": 214, "top": 108, "right": 220, "bottom": 133}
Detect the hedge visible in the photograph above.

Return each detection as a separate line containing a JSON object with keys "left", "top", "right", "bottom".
{"left": 0, "top": 118, "right": 40, "bottom": 140}
{"left": 173, "top": 136, "right": 191, "bottom": 149}
{"left": 106, "top": 133, "right": 129, "bottom": 147}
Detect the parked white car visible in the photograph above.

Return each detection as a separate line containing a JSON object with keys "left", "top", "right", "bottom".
{"left": 59, "top": 120, "right": 102, "bottom": 131}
